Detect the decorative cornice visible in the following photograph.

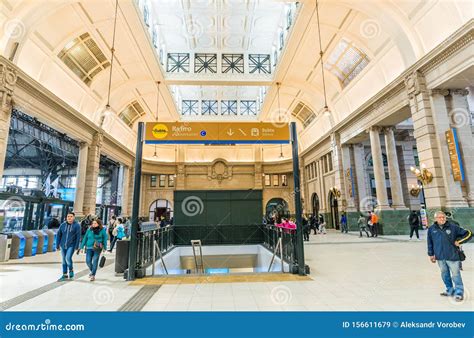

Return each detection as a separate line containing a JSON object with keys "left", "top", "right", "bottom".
{"left": 420, "top": 28, "right": 474, "bottom": 74}
{"left": 0, "top": 61, "right": 17, "bottom": 110}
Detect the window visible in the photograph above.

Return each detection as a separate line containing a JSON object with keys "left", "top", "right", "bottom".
{"left": 168, "top": 175, "right": 175, "bottom": 187}
{"left": 222, "top": 54, "right": 244, "bottom": 73}
{"left": 240, "top": 101, "right": 257, "bottom": 116}
{"left": 281, "top": 174, "right": 288, "bottom": 186}
{"left": 182, "top": 100, "right": 199, "bottom": 115}
{"left": 264, "top": 174, "right": 271, "bottom": 186}
{"left": 119, "top": 101, "right": 145, "bottom": 127}
{"left": 249, "top": 54, "right": 271, "bottom": 74}
{"left": 152, "top": 25, "right": 159, "bottom": 48}
{"left": 279, "top": 30, "right": 284, "bottom": 50}
{"left": 27, "top": 177, "right": 39, "bottom": 189}
{"left": 159, "top": 174, "right": 166, "bottom": 187}
{"left": 58, "top": 33, "right": 110, "bottom": 86}
{"left": 202, "top": 100, "right": 218, "bottom": 115}
{"left": 167, "top": 53, "right": 190, "bottom": 73}
{"left": 313, "top": 162, "right": 317, "bottom": 178}
{"left": 150, "top": 175, "right": 157, "bottom": 187}
{"left": 292, "top": 102, "right": 316, "bottom": 128}
{"left": 324, "top": 39, "right": 370, "bottom": 88}
{"left": 328, "top": 152, "right": 333, "bottom": 172}
{"left": 273, "top": 174, "right": 280, "bottom": 186}
{"left": 221, "top": 100, "right": 237, "bottom": 115}
{"left": 195, "top": 53, "right": 217, "bottom": 73}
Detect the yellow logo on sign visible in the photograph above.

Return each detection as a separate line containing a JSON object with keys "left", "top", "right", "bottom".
{"left": 152, "top": 124, "right": 168, "bottom": 139}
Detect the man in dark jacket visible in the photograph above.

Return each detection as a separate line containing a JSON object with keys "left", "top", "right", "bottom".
{"left": 56, "top": 212, "right": 81, "bottom": 281}
{"left": 427, "top": 211, "right": 472, "bottom": 301}
{"left": 408, "top": 210, "right": 420, "bottom": 241}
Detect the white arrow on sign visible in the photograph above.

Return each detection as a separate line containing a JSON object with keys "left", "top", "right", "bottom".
{"left": 238, "top": 128, "right": 247, "bottom": 136}
{"left": 227, "top": 129, "right": 234, "bottom": 136}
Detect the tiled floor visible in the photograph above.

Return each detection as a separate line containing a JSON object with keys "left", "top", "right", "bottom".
{"left": 1, "top": 230, "right": 473, "bottom": 311}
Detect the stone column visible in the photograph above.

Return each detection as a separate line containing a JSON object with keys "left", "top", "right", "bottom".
{"left": 341, "top": 144, "right": 356, "bottom": 210}
{"left": 82, "top": 131, "right": 103, "bottom": 216}
{"left": 353, "top": 143, "right": 370, "bottom": 210}
{"left": 429, "top": 89, "right": 467, "bottom": 207}
{"left": 399, "top": 141, "right": 421, "bottom": 210}
{"left": 383, "top": 127, "right": 407, "bottom": 209}
{"left": 331, "top": 133, "right": 346, "bottom": 208}
{"left": 405, "top": 71, "right": 447, "bottom": 208}
{"left": 450, "top": 89, "right": 474, "bottom": 206}
{"left": 120, "top": 165, "right": 130, "bottom": 215}
{"left": 368, "top": 126, "right": 390, "bottom": 209}
{"left": 73, "top": 142, "right": 88, "bottom": 217}
{"left": 0, "top": 62, "right": 17, "bottom": 180}
{"left": 317, "top": 159, "right": 325, "bottom": 212}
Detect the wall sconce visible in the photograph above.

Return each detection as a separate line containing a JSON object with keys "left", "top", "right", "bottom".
{"left": 329, "top": 187, "right": 341, "bottom": 198}
{"left": 410, "top": 163, "right": 433, "bottom": 185}
{"left": 410, "top": 184, "right": 422, "bottom": 197}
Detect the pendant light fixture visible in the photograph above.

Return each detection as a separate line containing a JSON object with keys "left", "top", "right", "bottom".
{"left": 276, "top": 82, "right": 284, "bottom": 159}
{"left": 99, "top": 0, "right": 119, "bottom": 127}
{"left": 315, "top": 0, "right": 329, "bottom": 114}
{"left": 153, "top": 81, "right": 161, "bottom": 158}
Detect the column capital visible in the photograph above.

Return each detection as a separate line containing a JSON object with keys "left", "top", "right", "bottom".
{"left": 367, "top": 125, "right": 382, "bottom": 133}
{"left": 449, "top": 89, "right": 469, "bottom": 96}
{"left": 382, "top": 126, "right": 395, "bottom": 134}
{"left": 404, "top": 70, "right": 426, "bottom": 98}
{"left": 0, "top": 62, "right": 17, "bottom": 111}
{"left": 429, "top": 88, "right": 450, "bottom": 97}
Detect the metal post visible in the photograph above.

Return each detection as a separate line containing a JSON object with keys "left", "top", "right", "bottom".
{"left": 290, "top": 122, "right": 305, "bottom": 276}
{"left": 127, "top": 122, "right": 144, "bottom": 280}
{"left": 151, "top": 230, "right": 156, "bottom": 276}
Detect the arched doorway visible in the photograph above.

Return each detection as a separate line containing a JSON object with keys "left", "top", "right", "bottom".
{"left": 149, "top": 199, "right": 173, "bottom": 222}
{"left": 265, "top": 198, "right": 290, "bottom": 222}
{"left": 311, "top": 193, "right": 320, "bottom": 218}
{"left": 328, "top": 191, "right": 339, "bottom": 230}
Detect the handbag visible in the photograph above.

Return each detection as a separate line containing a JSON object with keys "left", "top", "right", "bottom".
{"left": 439, "top": 227, "right": 466, "bottom": 262}
{"left": 99, "top": 255, "right": 106, "bottom": 268}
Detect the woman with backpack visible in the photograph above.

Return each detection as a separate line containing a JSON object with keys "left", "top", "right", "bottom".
{"left": 78, "top": 219, "right": 107, "bottom": 281}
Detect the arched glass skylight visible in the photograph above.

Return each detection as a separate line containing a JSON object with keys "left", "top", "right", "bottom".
{"left": 324, "top": 39, "right": 370, "bottom": 88}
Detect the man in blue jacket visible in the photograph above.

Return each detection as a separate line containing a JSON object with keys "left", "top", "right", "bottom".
{"left": 56, "top": 212, "right": 81, "bottom": 281}
{"left": 427, "top": 211, "right": 472, "bottom": 301}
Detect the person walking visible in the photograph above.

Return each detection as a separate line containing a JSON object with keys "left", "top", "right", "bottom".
{"left": 302, "top": 215, "right": 310, "bottom": 241}
{"left": 56, "top": 212, "right": 81, "bottom": 281}
{"left": 427, "top": 211, "right": 472, "bottom": 302}
{"left": 107, "top": 216, "right": 117, "bottom": 248}
{"left": 408, "top": 210, "right": 421, "bottom": 241}
{"left": 358, "top": 213, "right": 370, "bottom": 238}
{"left": 109, "top": 218, "right": 126, "bottom": 252}
{"left": 340, "top": 212, "right": 348, "bottom": 233}
{"left": 370, "top": 211, "right": 379, "bottom": 237}
{"left": 79, "top": 219, "right": 108, "bottom": 281}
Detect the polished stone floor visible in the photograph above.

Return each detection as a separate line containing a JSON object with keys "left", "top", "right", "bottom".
{"left": 1, "top": 230, "right": 472, "bottom": 311}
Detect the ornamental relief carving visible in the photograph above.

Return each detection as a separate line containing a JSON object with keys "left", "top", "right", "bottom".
{"left": 207, "top": 159, "right": 232, "bottom": 183}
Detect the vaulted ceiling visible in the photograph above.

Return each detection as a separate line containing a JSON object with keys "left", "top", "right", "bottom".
{"left": 0, "top": 0, "right": 471, "bottom": 161}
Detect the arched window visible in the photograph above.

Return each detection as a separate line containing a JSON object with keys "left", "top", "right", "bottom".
{"left": 149, "top": 199, "right": 173, "bottom": 222}
{"left": 367, "top": 153, "right": 388, "bottom": 167}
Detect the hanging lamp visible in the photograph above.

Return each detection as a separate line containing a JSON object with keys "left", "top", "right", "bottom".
{"left": 315, "top": 0, "right": 329, "bottom": 114}
{"left": 99, "top": 0, "right": 119, "bottom": 127}
{"left": 153, "top": 81, "right": 161, "bottom": 158}
{"left": 276, "top": 82, "right": 284, "bottom": 159}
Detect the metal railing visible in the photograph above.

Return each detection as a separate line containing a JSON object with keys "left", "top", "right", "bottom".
{"left": 135, "top": 224, "right": 174, "bottom": 277}
{"left": 261, "top": 224, "right": 297, "bottom": 269}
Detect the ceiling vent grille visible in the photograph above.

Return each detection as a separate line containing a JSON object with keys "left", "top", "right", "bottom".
{"left": 58, "top": 33, "right": 110, "bottom": 86}
{"left": 119, "top": 101, "right": 145, "bottom": 127}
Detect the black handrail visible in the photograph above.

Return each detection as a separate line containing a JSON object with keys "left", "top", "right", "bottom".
{"left": 261, "top": 224, "right": 297, "bottom": 268}
{"left": 135, "top": 224, "right": 174, "bottom": 277}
